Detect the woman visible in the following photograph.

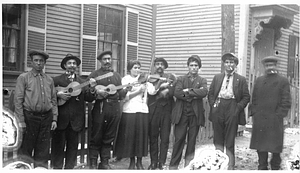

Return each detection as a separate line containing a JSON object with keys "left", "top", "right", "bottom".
{"left": 115, "top": 60, "right": 156, "bottom": 169}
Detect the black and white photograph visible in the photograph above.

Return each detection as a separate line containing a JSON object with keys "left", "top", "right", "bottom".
{"left": 1, "top": 2, "right": 299, "bottom": 171}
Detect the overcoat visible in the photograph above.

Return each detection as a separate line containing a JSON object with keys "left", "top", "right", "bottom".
{"left": 208, "top": 72, "right": 250, "bottom": 125}
{"left": 249, "top": 74, "right": 291, "bottom": 153}
{"left": 171, "top": 74, "right": 208, "bottom": 126}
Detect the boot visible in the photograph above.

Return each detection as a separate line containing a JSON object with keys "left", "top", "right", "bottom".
{"left": 128, "top": 157, "right": 135, "bottom": 170}
{"left": 136, "top": 157, "right": 144, "bottom": 170}
{"left": 148, "top": 162, "right": 157, "bottom": 170}
{"left": 98, "top": 159, "right": 112, "bottom": 169}
{"left": 89, "top": 159, "right": 97, "bottom": 169}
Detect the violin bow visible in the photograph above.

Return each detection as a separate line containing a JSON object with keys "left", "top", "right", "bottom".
{"left": 142, "top": 51, "right": 155, "bottom": 103}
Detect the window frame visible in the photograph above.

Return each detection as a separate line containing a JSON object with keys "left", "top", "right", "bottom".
{"left": 97, "top": 4, "right": 126, "bottom": 76}
{"left": 2, "top": 4, "right": 26, "bottom": 75}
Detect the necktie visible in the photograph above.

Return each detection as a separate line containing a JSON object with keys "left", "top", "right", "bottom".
{"left": 225, "top": 74, "right": 231, "bottom": 89}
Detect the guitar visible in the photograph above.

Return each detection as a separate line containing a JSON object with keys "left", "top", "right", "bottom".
{"left": 95, "top": 82, "right": 138, "bottom": 95}
{"left": 56, "top": 72, "right": 113, "bottom": 106}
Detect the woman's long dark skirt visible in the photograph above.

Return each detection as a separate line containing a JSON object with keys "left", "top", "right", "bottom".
{"left": 115, "top": 112, "right": 148, "bottom": 158}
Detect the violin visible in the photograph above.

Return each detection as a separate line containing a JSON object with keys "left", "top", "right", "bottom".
{"left": 137, "top": 72, "right": 174, "bottom": 84}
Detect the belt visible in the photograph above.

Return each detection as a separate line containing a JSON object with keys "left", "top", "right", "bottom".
{"left": 219, "top": 97, "right": 235, "bottom": 100}
{"left": 24, "top": 109, "right": 51, "bottom": 116}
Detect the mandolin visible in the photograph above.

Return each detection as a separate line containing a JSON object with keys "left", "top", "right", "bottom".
{"left": 56, "top": 72, "right": 113, "bottom": 106}
{"left": 95, "top": 82, "right": 138, "bottom": 95}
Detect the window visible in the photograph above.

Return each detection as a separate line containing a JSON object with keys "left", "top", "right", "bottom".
{"left": 2, "top": 4, "right": 24, "bottom": 72}
{"left": 98, "top": 5, "right": 124, "bottom": 73}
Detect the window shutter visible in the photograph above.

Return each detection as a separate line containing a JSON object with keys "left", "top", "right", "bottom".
{"left": 81, "top": 4, "right": 98, "bottom": 76}
{"left": 287, "top": 35, "right": 297, "bottom": 78}
{"left": 26, "top": 4, "right": 46, "bottom": 70}
{"left": 125, "top": 8, "right": 139, "bottom": 72}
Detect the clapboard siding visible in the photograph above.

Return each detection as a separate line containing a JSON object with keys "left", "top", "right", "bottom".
{"left": 126, "top": 4, "right": 153, "bottom": 72}
{"left": 45, "top": 4, "right": 81, "bottom": 76}
{"left": 273, "top": 13, "right": 299, "bottom": 77}
{"left": 156, "top": 4, "right": 222, "bottom": 85}
{"left": 275, "top": 30, "right": 290, "bottom": 76}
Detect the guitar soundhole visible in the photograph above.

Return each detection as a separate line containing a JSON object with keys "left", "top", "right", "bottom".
{"left": 106, "top": 88, "right": 110, "bottom": 92}
{"left": 68, "top": 88, "right": 73, "bottom": 93}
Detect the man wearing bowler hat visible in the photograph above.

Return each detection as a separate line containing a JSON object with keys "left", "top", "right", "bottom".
{"left": 51, "top": 54, "right": 95, "bottom": 169}
{"left": 15, "top": 49, "right": 58, "bottom": 168}
{"left": 208, "top": 53, "right": 250, "bottom": 170}
{"left": 147, "top": 57, "right": 176, "bottom": 170}
{"left": 87, "top": 50, "right": 129, "bottom": 169}
{"left": 249, "top": 56, "right": 291, "bottom": 170}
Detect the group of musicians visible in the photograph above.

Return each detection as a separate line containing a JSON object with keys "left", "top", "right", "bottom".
{"left": 14, "top": 49, "right": 291, "bottom": 170}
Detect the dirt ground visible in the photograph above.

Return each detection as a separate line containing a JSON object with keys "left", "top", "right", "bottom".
{"left": 76, "top": 126, "right": 300, "bottom": 170}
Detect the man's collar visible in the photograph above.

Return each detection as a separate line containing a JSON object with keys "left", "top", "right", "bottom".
{"left": 31, "top": 70, "right": 45, "bottom": 77}
{"left": 225, "top": 71, "right": 235, "bottom": 76}
{"left": 187, "top": 72, "right": 198, "bottom": 78}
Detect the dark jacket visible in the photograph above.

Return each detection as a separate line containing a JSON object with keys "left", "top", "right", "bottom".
{"left": 53, "top": 73, "right": 94, "bottom": 132}
{"left": 208, "top": 72, "right": 250, "bottom": 125}
{"left": 249, "top": 74, "right": 291, "bottom": 153}
{"left": 148, "top": 73, "right": 176, "bottom": 122}
{"left": 171, "top": 73, "right": 208, "bottom": 126}
{"left": 87, "top": 68, "right": 127, "bottom": 115}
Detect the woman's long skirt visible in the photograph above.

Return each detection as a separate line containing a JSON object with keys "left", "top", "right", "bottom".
{"left": 115, "top": 112, "right": 148, "bottom": 158}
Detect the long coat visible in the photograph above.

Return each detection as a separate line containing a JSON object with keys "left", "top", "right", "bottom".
{"left": 53, "top": 74, "right": 94, "bottom": 132}
{"left": 249, "top": 74, "right": 291, "bottom": 153}
{"left": 171, "top": 74, "right": 208, "bottom": 126}
{"left": 208, "top": 72, "right": 250, "bottom": 125}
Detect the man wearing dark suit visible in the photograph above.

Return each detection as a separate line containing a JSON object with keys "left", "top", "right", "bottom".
{"left": 169, "top": 55, "right": 208, "bottom": 169}
{"left": 51, "top": 54, "right": 95, "bottom": 169}
{"left": 147, "top": 58, "right": 176, "bottom": 170}
{"left": 208, "top": 53, "right": 250, "bottom": 170}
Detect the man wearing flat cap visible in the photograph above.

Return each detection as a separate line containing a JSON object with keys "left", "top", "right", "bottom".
{"left": 208, "top": 53, "right": 250, "bottom": 170}
{"left": 51, "top": 54, "right": 95, "bottom": 169}
{"left": 249, "top": 56, "right": 291, "bottom": 170}
{"left": 87, "top": 50, "right": 129, "bottom": 169}
{"left": 14, "top": 49, "right": 58, "bottom": 168}
{"left": 169, "top": 55, "right": 208, "bottom": 169}
{"left": 147, "top": 57, "right": 176, "bottom": 170}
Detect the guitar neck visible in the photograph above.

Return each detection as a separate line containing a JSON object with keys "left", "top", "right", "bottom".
{"left": 114, "top": 83, "right": 132, "bottom": 90}
{"left": 73, "top": 72, "right": 113, "bottom": 91}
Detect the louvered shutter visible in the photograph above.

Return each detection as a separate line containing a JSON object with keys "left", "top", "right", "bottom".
{"left": 26, "top": 4, "right": 46, "bottom": 70}
{"left": 81, "top": 4, "right": 98, "bottom": 75}
{"left": 125, "top": 8, "right": 139, "bottom": 72}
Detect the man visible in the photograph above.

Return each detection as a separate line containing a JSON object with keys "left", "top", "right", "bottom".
{"left": 51, "top": 54, "right": 95, "bottom": 169}
{"left": 88, "top": 50, "right": 128, "bottom": 169}
{"left": 208, "top": 53, "right": 250, "bottom": 170}
{"left": 169, "top": 55, "right": 208, "bottom": 170}
{"left": 147, "top": 58, "right": 176, "bottom": 170}
{"left": 14, "top": 49, "right": 58, "bottom": 168}
{"left": 249, "top": 56, "right": 291, "bottom": 170}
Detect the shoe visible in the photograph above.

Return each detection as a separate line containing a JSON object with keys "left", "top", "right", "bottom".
{"left": 136, "top": 162, "right": 144, "bottom": 170}
{"left": 148, "top": 163, "right": 157, "bottom": 170}
{"left": 98, "top": 159, "right": 112, "bottom": 169}
{"left": 158, "top": 162, "right": 164, "bottom": 170}
{"left": 89, "top": 159, "right": 97, "bottom": 169}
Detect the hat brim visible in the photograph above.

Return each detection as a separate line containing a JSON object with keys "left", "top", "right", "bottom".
{"left": 154, "top": 58, "right": 168, "bottom": 69}
{"left": 97, "top": 51, "right": 112, "bottom": 60}
{"left": 261, "top": 56, "right": 279, "bottom": 64}
{"left": 28, "top": 50, "right": 49, "bottom": 59}
{"left": 61, "top": 56, "right": 81, "bottom": 70}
